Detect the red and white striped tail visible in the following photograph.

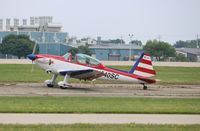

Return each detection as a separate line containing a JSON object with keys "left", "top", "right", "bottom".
{"left": 131, "top": 53, "right": 156, "bottom": 77}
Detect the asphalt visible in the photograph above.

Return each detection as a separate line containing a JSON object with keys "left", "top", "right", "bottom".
{"left": 0, "top": 83, "right": 199, "bottom": 97}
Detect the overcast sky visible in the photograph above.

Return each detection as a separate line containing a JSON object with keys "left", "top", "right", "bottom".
{"left": 0, "top": 0, "right": 200, "bottom": 44}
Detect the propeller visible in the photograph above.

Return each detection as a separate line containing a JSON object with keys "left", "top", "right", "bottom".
{"left": 27, "top": 43, "right": 37, "bottom": 72}
{"left": 31, "top": 60, "right": 34, "bottom": 72}
{"left": 32, "top": 43, "right": 37, "bottom": 54}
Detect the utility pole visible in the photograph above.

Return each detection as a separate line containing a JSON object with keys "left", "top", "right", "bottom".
{"left": 120, "top": 36, "right": 123, "bottom": 45}
{"left": 158, "top": 35, "right": 161, "bottom": 42}
{"left": 197, "top": 34, "right": 199, "bottom": 48}
{"left": 128, "top": 34, "right": 133, "bottom": 61}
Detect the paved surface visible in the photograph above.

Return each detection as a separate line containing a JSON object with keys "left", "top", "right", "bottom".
{"left": 0, "top": 113, "right": 199, "bottom": 124}
{"left": 0, "top": 83, "right": 200, "bottom": 97}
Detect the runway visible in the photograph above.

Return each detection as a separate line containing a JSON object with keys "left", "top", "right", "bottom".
{"left": 0, "top": 113, "right": 200, "bottom": 124}
{"left": 0, "top": 83, "right": 199, "bottom": 97}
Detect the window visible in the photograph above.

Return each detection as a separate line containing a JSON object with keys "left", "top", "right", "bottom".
{"left": 76, "top": 54, "right": 101, "bottom": 65}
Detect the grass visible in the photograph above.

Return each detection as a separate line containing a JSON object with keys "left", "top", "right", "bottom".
{"left": 112, "top": 66, "right": 200, "bottom": 85}
{"left": 154, "top": 66, "right": 200, "bottom": 84}
{"left": 0, "top": 124, "right": 200, "bottom": 131}
{"left": 0, "top": 64, "right": 200, "bottom": 84}
{"left": 0, "top": 96, "right": 199, "bottom": 114}
{"left": 0, "top": 64, "right": 49, "bottom": 83}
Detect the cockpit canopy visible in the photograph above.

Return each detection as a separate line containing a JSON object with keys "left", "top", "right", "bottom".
{"left": 63, "top": 53, "right": 71, "bottom": 61}
{"left": 63, "top": 53, "right": 101, "bottom": 66}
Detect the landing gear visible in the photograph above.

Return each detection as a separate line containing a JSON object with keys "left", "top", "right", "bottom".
{"left": 58, "top": 74, "right": 71, "bottom": 89}
{"left": 45, "top": 74, "right": 58, "bottom": 88}
{"left": 142, "top": 84, "right": 148, "bottom": 90}
{"left": 91, "top": 79, "right": 96, "bottom": 88}
{"left": 47, "top": 83, "right": 54, "bottom": 87}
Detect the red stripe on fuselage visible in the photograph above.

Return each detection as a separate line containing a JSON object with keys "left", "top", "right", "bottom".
{"left": 135, "top": 67, "right": 156, "bottom": 74}
{"left": 37, "top": 54, "right": 65, "bottom": 61}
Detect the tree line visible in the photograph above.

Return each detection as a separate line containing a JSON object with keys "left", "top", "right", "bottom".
{"left": 0, "top": 35, "right": 37, "bottom": 59}
{"left": 0, "top": 34, "right": 199, "bottom": 61}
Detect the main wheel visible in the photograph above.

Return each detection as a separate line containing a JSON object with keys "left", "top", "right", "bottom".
{"left": 60, "top": 86, "right": 68, "bottom": 89}
{"left": 47, "top": 84, "right": 54, "bottom": 88}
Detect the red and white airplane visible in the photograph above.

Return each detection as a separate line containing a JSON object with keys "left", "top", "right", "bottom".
{"left": 27, "top": 51, "right": 156, "bottom": 90}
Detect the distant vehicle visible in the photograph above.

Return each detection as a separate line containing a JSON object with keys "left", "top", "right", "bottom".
{"left": 27, "top": 48, "right": 156, "bottom": 90}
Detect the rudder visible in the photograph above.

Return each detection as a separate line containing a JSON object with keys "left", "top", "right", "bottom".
{"left": 129, "top": 53, "right": 156, "bottom": 77}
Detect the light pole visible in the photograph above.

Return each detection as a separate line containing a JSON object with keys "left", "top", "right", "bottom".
{"left": 197, "top": 34, "right": 199, "bottom": 48}
{"left": 128, "top": 34, "right": 133, "bottom": 61}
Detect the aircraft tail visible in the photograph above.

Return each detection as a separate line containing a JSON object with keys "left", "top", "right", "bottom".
{"left": 129, "top": 53, "right": 156, "bottom": 77}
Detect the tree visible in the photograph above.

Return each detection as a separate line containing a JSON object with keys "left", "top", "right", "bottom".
{"left": 143, "top": 40, "right": 176, "bottom": 61}
{"left": 0, "top": 34, "right": 37, "bottom": 59}
{"left": 69, "top": 47, "right": 79, "bottom": 56}
{"left": 130, "top": 40, "right": 142, "bottom": 46}
{"left": 174, "top": 40, "right": 200, "bottom": 48}
{"left": 78, "top": 45, "right": 92, "bottom": 55}
{"left": 69, "top": 45, "right": 92, "bottom": 56}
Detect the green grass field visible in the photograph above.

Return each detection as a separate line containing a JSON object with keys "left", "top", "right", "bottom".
{"left": 0, "top": 96, "right": 199, "bottom": 114}
{"left": 0, "top": 124, "right": 200, "bottom": 131}
{"left": 112, "top": 66, "right": 200, "bottom": 85}
{"left": 0, "top": 64, "right": 200, "bottom": 84}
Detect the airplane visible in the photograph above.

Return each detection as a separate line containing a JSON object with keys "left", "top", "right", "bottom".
{"left": 27, "top": 50, "right": 156, "bottom": 90}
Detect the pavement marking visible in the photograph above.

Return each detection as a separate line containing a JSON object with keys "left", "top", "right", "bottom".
{"left": 0, "top": 114, "right": 200, "bottom": 124}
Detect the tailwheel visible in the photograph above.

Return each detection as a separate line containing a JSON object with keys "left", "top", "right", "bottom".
{"left": 142, "top": 84, "right": 148, "bottom": 90}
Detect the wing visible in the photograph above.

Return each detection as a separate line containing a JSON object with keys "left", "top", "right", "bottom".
{"left": 58, "top": 69, "right": 104, "bottom": 80}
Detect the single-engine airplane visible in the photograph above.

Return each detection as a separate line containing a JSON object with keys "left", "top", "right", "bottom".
{"left": 27, "top": 50, "right": 156, "bottom": 90}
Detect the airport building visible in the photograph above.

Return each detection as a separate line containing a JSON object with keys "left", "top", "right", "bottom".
{"left": 0, "top": 16, "right": 143, "bottom": 60}
{"left": 0, "top": 16, "right": 71, "bottom": 58}
{"left": 90, "top": 44, "right": 143, "bottom": 61}
{"left": 176, "top": 48, "right": 200, "bottom": 62}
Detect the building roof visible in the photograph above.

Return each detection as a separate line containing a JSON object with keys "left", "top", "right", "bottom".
{"left": 18, "top": 25, "right": 39, "bottom": 28}
{"left": 89, "top": 44, "right": 142, "bottom": 50}
{"left": 176, "top": 48, "right": 200, "bottom": 55}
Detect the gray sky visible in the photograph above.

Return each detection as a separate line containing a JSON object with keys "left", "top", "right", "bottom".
{"left": 0, "top": 0, "right": 200, "bottom": 44}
